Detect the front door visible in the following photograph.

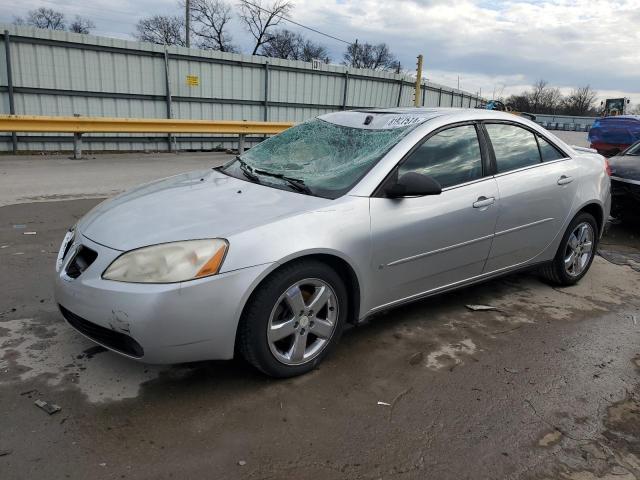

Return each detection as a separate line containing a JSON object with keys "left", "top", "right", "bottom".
{"left": 369, "top": 123, "right": 499, "bottom": 310}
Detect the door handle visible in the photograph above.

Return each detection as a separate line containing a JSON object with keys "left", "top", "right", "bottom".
{"left": 473, "top": 196, "right": 495, "bottom": 208}
{"left": 557, "top": 175, "right": 574, "bottom": 185}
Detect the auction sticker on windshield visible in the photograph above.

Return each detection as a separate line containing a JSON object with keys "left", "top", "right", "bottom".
{"left": 383, "top": 115, "right": 428, "bottom": 128}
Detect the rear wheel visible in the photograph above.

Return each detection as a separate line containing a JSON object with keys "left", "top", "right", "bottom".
{"left": 540, "top": 212, "right": 598, "bottom": 286}
{"left": 238, "top": 260, "right": 347, "bottom": 377}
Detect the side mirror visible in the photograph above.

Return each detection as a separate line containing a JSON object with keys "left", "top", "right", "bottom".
{"left": 385, "top": 172, "right": 442, "bottom": 198}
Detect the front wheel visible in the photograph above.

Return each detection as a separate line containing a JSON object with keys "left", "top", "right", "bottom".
{"left": 539, "top": 212, "right": 598, "bottom": 286}
{"left": 238, "top": 260, "right": 348, "bottom": 377}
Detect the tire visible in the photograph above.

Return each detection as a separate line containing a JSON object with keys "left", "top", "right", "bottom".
{"left": 539, "top": 212, "right": 598, "bottom": 286}
{"left": 238, "top": 259, "right": 348, "bottom": 378}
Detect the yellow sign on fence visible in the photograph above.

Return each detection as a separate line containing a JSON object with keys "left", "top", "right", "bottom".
{"left": 186, "top": 75, "right": 200, "bottom": 87}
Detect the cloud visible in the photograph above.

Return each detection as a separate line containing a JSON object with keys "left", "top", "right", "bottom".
{"left": 1, "top": 0, "right": 638, "bottom": 103}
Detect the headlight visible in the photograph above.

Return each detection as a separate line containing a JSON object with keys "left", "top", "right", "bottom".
{"left": 103, "top": 239, "right": 228, "bottom": 283}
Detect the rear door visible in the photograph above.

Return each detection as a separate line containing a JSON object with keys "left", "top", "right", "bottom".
{"left": 369, "top": 123, "right": 499, "bottom": 309}
{"left": 483, "top": 122, "right": 579, "bottom": 272}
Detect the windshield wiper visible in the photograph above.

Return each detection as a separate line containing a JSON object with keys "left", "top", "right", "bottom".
{"left": 252, "top": 168, "right": 312, "bottom": 194}
{"left": 235, "top": 156, "right": 261, "bottom": 183}
{"left": 281, "top": 176, "right": 312, "bottom": 194}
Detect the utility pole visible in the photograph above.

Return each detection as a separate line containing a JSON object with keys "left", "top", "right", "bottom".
{"left": 414, "top": 54, "right": 423, "bottom": 107}
{"left": 185, "top": 0, "right": 191, "bottom": 48}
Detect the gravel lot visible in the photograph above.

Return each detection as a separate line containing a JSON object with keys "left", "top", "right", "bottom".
{"left": 2, "top": 144, "right": 640, "bottom": 480}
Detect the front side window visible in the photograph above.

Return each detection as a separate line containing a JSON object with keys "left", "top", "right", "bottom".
{"left": 398, "top": 125, "right": 483, "bottom": 188}
{"left": 220, "top": 118, "right": 415, "bottom": 199}
{"left": 537, "top": 135, "right": 565, "bottom": 161}
{"left": 486, "top": 123, "right": 541, "bottom": 173}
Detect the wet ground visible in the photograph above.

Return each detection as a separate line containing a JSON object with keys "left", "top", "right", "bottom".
{"left": 1, "top": 150, "right": 640, "bottom": 479}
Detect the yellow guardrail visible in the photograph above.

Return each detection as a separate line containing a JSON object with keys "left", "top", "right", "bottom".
{"left": 0, "top": 114, "right": 294, "bottom": 157}
{"left": 0, "top": 114, "right": 293, "bottom": 134}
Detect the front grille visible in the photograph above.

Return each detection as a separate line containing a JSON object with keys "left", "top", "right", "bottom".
{"left": 59, "top": 305, "right": 144, "bottom": 358}
{"left": 65, "top": 246, "right": 98, "bottom": 279}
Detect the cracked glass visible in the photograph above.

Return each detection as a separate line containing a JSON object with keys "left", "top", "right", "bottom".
{"left": 222, "top": 118, "right": 416, "bottom": 198}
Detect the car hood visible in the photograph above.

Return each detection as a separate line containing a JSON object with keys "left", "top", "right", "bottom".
{"left": 78, "top": 168, "right": 331, "bottom": 251}
{"left": 610, "top": 155, "right": 640, "bottom": 181}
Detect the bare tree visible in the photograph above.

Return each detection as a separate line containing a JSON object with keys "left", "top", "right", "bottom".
{"left": 542, "top": 87, "right": 563, "bottom": 113}
{"left": 238, "top": 0, "right": 293, "bottom": 55}
{"left": 517, "top": 79, "right": 563, "bottom": 114}
{"left": 15, "top": 7, "right": 66, "bottom": 30}
{"left": 529, "top": 79, "right": 548, "bottom": 113}
{"left": 562, "top": 85, "right": 598, "bottom": 116}
{"left": 135, "top": 15, "right": 186, "bottom": 46}
{"left": 505, "top": 94, "right": 531, "bottom": 112}
{"left": 69, "top": 16, "right": 95, "bottom": 34}
{"left": 261, "top": 29, "right": 330, "bottom": 62}
{"left": 343, "top": 42, "right": 396, "bottom": 71}
{"left": 507, "top": 81, "right": 599, "bottom": 116}
{"left": 299, "top": 38, "right": 330, "bottom": 63}
{"left": 261, "top": 28, "right": 297, "bottom": 58}
{"left": 189, "top": 0, "right": 237, "bottom": 52}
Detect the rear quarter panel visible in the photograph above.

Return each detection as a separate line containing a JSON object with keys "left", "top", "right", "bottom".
{"left": 572, "top": 152, "right": 611, "bottom": 229}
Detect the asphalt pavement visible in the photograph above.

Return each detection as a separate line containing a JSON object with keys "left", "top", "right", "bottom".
{"left": 0, "top": 152, "right": 228, "bottom": 207}
{"left": 1, "top": 144, "right": 640, "bottom": 480}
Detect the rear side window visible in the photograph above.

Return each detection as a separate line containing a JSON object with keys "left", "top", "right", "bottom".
{"left": 486, "top": 123, "right": 541, "bottom": 173}
{"left": 399, "top": 125, "right": 483, "bottom": 188}
{"left": 537, "top": 135, "right": 565, "bottom": 161}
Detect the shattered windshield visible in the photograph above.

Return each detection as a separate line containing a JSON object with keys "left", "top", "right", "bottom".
{"left": 221, "top": 118, "right": 416, "bottom": 199}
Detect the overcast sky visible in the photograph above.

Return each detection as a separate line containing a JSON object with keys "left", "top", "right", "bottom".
{"left": 2, "top": 0, "right": 639, "bottom": 104}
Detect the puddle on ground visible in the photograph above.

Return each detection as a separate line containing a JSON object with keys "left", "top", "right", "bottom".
{"left": 537, "top": 362, "right": 640, "bottom": 480}
{"left": 487, "top": 257, "right": 640, "bottom": 321}
{"left": 0, "top": 317, "right": 166, "bottom": 403}
{"left": 384, "top": 258, "right": 640, "bottom": 375}
{"left": 598, "top": 249, "right": 640, "bottom": 273}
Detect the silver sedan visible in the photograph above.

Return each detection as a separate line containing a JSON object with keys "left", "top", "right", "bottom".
{"left": 54, "top": 108, "right": 611, "bottom": 377}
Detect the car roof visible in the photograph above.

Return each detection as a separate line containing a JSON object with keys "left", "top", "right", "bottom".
{"left": 319, "top": 107, "right": 523, "bottom": 130}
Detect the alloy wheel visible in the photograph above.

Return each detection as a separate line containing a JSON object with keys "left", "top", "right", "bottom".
{"left": 564, "top": 221, "right": 595, "bottom": 277}
{"left": 267, "top": 278, "right": 339, "bottom": 366}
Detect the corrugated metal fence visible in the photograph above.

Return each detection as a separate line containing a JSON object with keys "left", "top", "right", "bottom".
{"left": 0, "top": 24, "right": 483, "bottom": 153}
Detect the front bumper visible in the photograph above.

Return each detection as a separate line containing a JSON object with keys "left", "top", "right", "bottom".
{"left": 53, "top": 234, "right": 273, "bottom": 364}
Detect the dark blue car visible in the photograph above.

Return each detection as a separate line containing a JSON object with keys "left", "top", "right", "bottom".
{"left": 588, "top": 115, "right": 640, "bottom": 157}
